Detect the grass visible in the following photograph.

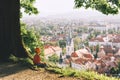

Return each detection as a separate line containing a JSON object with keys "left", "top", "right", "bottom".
{"left": 9, "top": 55, "right": 118, "bottom": 80}
{"left": 45, "top": 64, "right": 118, "bottom": 80}
{"left": 9, "top": 54, "right": 34, "bottom": 66}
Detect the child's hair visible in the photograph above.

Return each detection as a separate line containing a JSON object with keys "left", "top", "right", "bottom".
{"left": 35, "top": 47, "right": 41, "bottom": 54}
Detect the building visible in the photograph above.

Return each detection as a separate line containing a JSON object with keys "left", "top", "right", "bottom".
{"left": 88, "top": 24, "right": 107, "bottom": 33}
{"left": 66, "top": 27, "right": 74, "bottom": 57}
{"left": 88, "top": 23, "right": 117, "bottom": 33}
{"left": 97, "top": 46, "right": 106, "bottom": 58}
{"left": 44, "top": 45, "right": 62, "bottom": 59}
{"left": 89, "top": 34, "right": 120, "bottom": 48}
{"left": 71, "top": 48, "right": 94, "bottom": 60}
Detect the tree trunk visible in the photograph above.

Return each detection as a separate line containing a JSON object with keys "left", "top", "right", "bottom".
{"left": 0, "top": 0, "right": 30, "bottom": 61}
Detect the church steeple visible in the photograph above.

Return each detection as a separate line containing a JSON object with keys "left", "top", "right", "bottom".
{"left": 69, "top": 27, "right": 72, "bottom": 39}
{"left": 66, "top": 27, "right": 72, "bottom": 45}
{"left": 66, "top": 27, "right": 74, "bottom": 57}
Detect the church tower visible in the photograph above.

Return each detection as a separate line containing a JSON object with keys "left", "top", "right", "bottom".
{"left": 66, "top": 27, "right": 74, "bottom": 57}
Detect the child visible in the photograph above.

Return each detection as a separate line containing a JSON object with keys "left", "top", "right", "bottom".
{"left": 33, "top": 47, "right": 46, "bottom": 68}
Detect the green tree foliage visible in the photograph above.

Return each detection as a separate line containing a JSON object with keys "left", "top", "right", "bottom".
{"left": 20, "top": 0, "right": 38, "bottom": 17}
{"left": 96, "top": 44, "right": 99, "bottom": 53}
{"left": 45, "top": 42, "right": 58, "bottom": 46}
{"left": 21, "top": 23, "right": 44, "bottom": 56}
{"left": 88, "top": 33, "right": 95, "bottom": 39}
{"left": 62, "top": 48, "right": 66, "bottom": 55}
{"left": 74, "top": 37, "right": 81, "bottom": 50}
{"left": 59, "top": 40, "right": 66, "bottom": 48}
{"left": 110, "top": 62, "right": 120, "bottom": 74}
{"left": 48, "top": 54, "right": 59, "bottom": 63}
{"left": 58, "top": 40, "right": 66, "bottom": 55}
{"left": 75, "top": 0, "right": 120, "bottom": 15}
{"left": 20, "top": 0, "right": 41, "bottom": 55}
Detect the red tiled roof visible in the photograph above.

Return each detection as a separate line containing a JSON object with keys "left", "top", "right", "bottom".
{"left": 90, "top": 38, "right": 104, "bottom": 42}
{"left": 106, "top": 53, "right": 113, "bottom": 57}
{"left": 101, "top": 56, "right": 111, "bottom": 60}
{"left": 64, "top": 59, "right": 70, "bottom": 64}
{"left": 50, "top": 46, "right": 62, "bottom": 52}
{"left": 64, "top": 57, "right": 73, "bottom": 64}
{"left": 71, "top": 52, "right": 79, "bottom": 57}
{"left": 44, "top": 45, "right": 51, "bottom": 49}
{"left": 75, "top": 58, "right": 85, "bottom": 64}
{"left": 103, "top": 46, "right": 118, "bottom": 54}
{"left": 83, "top": 54, "right": 93, "bottom": 59}
{"left": 113, "top": 39, "right": 120, "bottom": 43}
{"left": 44, "top": 45, "right": 62, "bottom": 56}
{"left": 58, "top": 34, "right": 66, "bottom": 37}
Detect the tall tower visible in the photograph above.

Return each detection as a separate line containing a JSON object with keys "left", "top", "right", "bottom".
{"left": 66, "top": 27, "right": 74, "bottom": 57}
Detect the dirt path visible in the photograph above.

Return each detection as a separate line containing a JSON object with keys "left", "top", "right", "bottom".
{"left": 0, "top": 62, "right": 80, "bottom": 80}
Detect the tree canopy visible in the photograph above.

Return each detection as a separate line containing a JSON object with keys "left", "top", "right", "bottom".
{"left": 20, "top": 0, "right": 38, "bottom": 17}
{"left": 75, "top": 0, "right": 120, "bottom": 15}
{"left": 20, "top": 0, "right": 120, "bottom": 15}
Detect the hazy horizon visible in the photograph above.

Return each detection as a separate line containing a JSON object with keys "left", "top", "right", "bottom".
{"left": 23, "top": 0, "right": 120, "bottom": 21}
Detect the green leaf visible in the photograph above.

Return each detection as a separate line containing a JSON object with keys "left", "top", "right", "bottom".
{"left": 75, "top": 0, "right": 120, "bottom": 15}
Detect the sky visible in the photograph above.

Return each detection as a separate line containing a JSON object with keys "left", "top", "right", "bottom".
{"left": 24, "top": 0, "right": 120, "bottom": 19}
{"left": 33, "top": 0, "right": 105, "bottom": 17}
{"left": 35, "top": 0, "right": 75, "bottom": 16}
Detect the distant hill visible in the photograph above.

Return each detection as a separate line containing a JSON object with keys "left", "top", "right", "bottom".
{"left": 22, "top": 11, "right": 120, "bottom": 27}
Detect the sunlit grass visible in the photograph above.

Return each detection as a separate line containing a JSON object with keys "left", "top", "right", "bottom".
{"left": 46, "top": 65, "right": 118, "bottom": 80}
{"left": 9, "top": 55, "right": 118, "bottom": 80}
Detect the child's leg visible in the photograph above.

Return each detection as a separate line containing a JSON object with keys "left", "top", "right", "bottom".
{"left": 37, "top": 63, "right": 46, "bottom": 68}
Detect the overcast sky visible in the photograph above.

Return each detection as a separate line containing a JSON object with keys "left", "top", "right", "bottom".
{"left": 33, "top": 0, "right": 103, "bottom": 17}
{"left": 24, "top": 0, "right": 120, "bottom": 18}
{"left": 35, "top": 0, "right": 74, "bottom": 15}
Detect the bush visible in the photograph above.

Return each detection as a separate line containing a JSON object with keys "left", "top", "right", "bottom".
{"left": 48, "top": 54, "right": 59, "bottom": 63}
{"left": 21, "top": 22, "right": 44, "bottom": 56}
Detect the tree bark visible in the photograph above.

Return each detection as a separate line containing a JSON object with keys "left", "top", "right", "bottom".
{"left": 0, "top": 0, "right": 30, "bottom": 61}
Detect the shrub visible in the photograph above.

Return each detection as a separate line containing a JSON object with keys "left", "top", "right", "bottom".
{"left": 21, "top": 22, "right": 44, "bottom": 57}
{"left": 48, "top": 54, "right": 59, "bottom": 63}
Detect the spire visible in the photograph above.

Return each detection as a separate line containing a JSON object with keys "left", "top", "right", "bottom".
{"left": 66, "top": 26, "right": 74, "bottom": 57}
{"left": 69, "top": 27, "right": 72, "bottom": 39}
{"left": 66, "top": 27, "right": 72, "bottom": 45}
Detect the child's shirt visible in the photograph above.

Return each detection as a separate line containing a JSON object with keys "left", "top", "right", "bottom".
{"left": 33, "top": 54, "right": 41, "bottom": 65}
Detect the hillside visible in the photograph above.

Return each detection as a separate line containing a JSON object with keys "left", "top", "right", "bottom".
{"left": 0, "top": 62, "right": 118, "bottom": 80}
{"left": 0, "top": 62, "right": 79, "bottom": 80}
